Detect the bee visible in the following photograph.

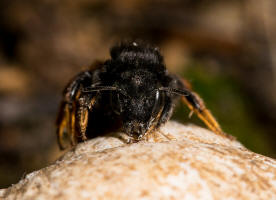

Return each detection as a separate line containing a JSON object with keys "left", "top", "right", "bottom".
{"left": 56, "top": 42, "right": 231, "bottom": 149}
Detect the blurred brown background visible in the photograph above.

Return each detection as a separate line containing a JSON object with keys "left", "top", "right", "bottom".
{"left": 1, "top": 0, "right": 276, "bottom": 188}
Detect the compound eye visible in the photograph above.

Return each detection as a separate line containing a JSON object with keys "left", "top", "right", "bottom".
{"left": 111, "top": 93, "right": 124, "bottom": 115}
{"left": 151, "top": 90, "right": 160, "bottom": 115}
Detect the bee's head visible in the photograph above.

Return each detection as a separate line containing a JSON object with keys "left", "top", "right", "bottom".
{"left": 110, "top": 70, "right": 162, "bottom": 137}
{"left": 106, "top": 41, "right": 169, "bottom": 137}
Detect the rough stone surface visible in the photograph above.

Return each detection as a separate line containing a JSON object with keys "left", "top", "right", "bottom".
{"left": 1, "top": 121, "right": 276, "bottom": 200}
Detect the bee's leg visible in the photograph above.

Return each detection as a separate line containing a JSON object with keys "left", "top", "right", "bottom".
{"left": 177, "top": 78, "right": 235, "bottom": 140}
{"left": 76, "top": 94, "right": 98, "bottom": 141}
{"left": 182, "top": 92, "right": 222, "bottom": 134}
{"left": 74, "top": 85, "right": 123, "bottom": 142}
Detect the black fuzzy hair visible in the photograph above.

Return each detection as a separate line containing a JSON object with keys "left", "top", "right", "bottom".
{"left": 110, "top": 41, "right": 164, "bottom": 66}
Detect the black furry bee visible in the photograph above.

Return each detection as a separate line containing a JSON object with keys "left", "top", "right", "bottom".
{"left": 56, "top": 42, "right": 230, "bottom": 149}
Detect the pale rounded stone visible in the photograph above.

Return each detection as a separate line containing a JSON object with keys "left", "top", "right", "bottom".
{"left": 1, "top": 121, "right": 276, "bottom": 200}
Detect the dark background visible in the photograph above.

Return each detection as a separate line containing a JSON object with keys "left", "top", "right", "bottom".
{"left": 1, "top": 0, "right": 276, "bottom": 188}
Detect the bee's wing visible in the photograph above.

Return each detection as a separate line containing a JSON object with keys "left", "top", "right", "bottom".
{"left": 56, "top": 68, "right": 96, "bottom": 150}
